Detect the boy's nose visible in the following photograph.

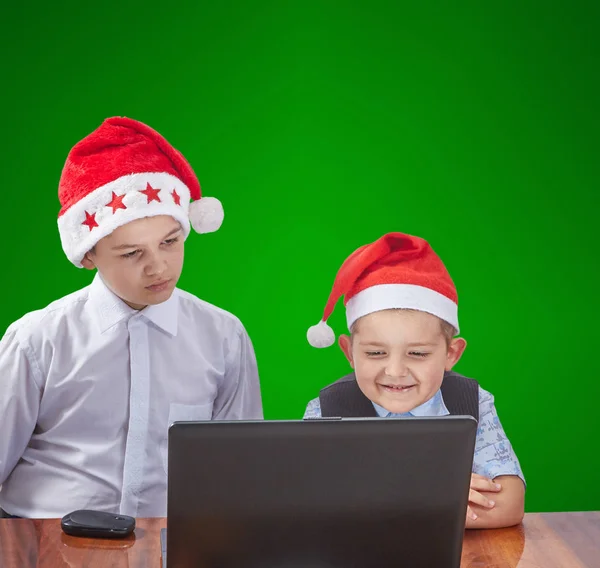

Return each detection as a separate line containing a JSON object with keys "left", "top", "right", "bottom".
{"left": 144, "top": 253, "right": 167, "bottom": 277}
{"left": 384, "top": 357, "right": 409, "bottom": 378}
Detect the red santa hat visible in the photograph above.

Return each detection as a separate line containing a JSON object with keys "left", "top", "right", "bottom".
{"left": 307, "top": 232, "right": 459, "bottom": 347}
{"left": 57, "top": 116, "right": 223, "bottom": 267}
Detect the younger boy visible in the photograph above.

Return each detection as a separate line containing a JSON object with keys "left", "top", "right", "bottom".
{"left": 0, "top": 117, "right": 262, "bottom": 518}
{"left": 305, "top": 232, "right": 524, "bottom": 529}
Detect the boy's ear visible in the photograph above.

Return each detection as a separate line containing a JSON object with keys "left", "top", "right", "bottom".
{"left": 81, "top": 252, "right": 96, "bottom": 271}
{"left": 445, "top": 337, "right": 467, "bottom": 371}
{"left": 338, "top": 334, "right": 354, "bottom": 368}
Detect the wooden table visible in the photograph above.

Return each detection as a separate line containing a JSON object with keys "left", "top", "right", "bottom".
{"left": 1, "top": 512, "right": 598, "bottom": 567}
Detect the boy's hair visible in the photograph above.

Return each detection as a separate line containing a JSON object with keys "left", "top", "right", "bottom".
{"left": 350, "top": 308, "right": 457, "bottom": 347}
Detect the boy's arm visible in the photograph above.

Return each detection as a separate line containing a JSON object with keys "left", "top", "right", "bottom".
{"left": 466, "top": 387, "right": 526, "bottom": 529}
{"left": 0, "top": 327, "right": 41, "bottom": 485}
{"left": 465, "top": 474, "right": 525, "bottom": 529}
{"left": 211, "top": 322, "right": 263, "bottom": 420}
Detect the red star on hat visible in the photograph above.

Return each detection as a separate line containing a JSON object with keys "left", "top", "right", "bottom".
{"left": 106, "top": 192, "right": 127, "bottom": 214}
{"left": 171, "top": 189, "right": 181, "bottom": 206}
{"left": 140, "top": 183, "right": 162, "bottom": 203}
{"left": 82, "top": 211, "right": 98, "bottom": 231}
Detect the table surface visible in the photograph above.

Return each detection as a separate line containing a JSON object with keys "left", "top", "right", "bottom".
{"left": 1, "top": 512, "right": 598, "bottom": 567}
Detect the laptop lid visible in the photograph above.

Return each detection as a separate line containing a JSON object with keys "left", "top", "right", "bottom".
{"left": 166, "top": 416, "right": 476, "bottom": 568}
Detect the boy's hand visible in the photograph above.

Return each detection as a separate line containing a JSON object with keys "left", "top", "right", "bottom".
{"left": 467, "top": 473, "right": 502, "bottom": 521}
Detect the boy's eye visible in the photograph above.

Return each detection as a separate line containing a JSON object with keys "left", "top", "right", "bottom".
{"left": 409, "top": 351, "right": 430, "bottom": 358}
{"left": 163, "top": 237, "right": 179, "bottom": 246}
{"left": 121, "top": 250, "right": 140, "bottom": 259}
{"left": 366, "top": 351, "right": 386, "bottom": 357}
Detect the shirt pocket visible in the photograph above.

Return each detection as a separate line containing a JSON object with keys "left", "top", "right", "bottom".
{"left": 162, "top": 402, "right": 213, "bottom": 475}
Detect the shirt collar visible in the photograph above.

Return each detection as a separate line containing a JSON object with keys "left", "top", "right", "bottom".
{"left": 372, "top": 388, "right": 450, "bottom": 418}
{"left": 89, "top": 273, "right": 136, "bottom": 333}
{"left": 88, "top": 273, "right": 179, "bottom": 336}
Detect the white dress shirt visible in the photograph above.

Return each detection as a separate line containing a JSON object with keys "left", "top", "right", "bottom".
{"left": 0, "top": 273, "right": 262, "bottom": 518}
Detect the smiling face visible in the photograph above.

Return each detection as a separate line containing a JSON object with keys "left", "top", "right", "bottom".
{"left": 338, "top": 309, "right": 467, "bottom": 414}
{"left": 81, "top": 215, "right": 185, "bottom": 310}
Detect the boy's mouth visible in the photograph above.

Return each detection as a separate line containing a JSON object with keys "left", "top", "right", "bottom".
{"left": 380, "top": 384, "right": 416, "bottom": 394}
{"left": 146, "top": 279, "right": 172, "bottom": 292}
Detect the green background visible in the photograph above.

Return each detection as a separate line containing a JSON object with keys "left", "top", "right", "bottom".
{"left": 2, "top": 1, "right": 598, "bottom": 514}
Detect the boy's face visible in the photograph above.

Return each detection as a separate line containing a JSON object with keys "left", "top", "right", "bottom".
{"left": 82, "top": 215, "right": 185, "bottom": 310}
{"left": 339, "top": 309, "right": 466, "bottom": 414}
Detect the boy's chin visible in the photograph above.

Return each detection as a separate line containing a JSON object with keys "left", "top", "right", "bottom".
{"left": 121, "top": 286, "right": 176, "bottom": 309}
{"left": 375, "top": 391, "right": 426, "bottom": 415}
{"left": 142, "top": 288, "right": 175, "bottom": 305}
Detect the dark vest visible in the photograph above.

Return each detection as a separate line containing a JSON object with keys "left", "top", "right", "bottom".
{"left": 318, "top": 371, "right": 479, "bottom": 421}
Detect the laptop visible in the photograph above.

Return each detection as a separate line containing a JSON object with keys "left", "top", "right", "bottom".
{"left": 162, "top": 416, "right": 477, "bottom": 568}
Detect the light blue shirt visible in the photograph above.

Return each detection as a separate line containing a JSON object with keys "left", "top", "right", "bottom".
{"left": 304, "top": 387, "right": 524, "bottom": 483}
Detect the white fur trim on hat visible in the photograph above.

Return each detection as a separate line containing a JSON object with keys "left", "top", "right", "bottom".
{"left": 57, "top": 172, "right": 191, "bottom": 267}
{"left": 345, "top": 283, "right": 459, "bottom": 332}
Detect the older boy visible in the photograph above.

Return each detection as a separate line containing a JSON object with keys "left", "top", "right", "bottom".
{"left": 0, "top": 117, "right": 262, "bottom": 518}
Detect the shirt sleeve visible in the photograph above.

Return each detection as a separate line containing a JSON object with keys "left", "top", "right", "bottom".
{"left": 0, "top": 324, "right": 42, "bottom": 485}
{"left": 211, "top": 321, "right": 263, "bottom": 420}
{"left": 303, "top": 397, "right": 322, "bottom": 419}
{"left": 472, "top": 387, "right": 525, "bottom": 484}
